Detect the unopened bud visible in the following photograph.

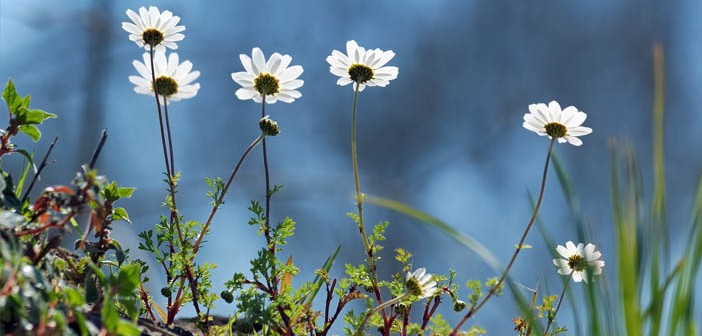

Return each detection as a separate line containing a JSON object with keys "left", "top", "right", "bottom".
{"left": 259, "top": 116, "right": 280, "bottom": 136}
{"left": 394, "top": 302, "right": 409, "bottom": 314}
{"left": 220, "top": 290, "right": 234, "bottom": 303}
{"left": 453, "top": 299, "right": 467, "bottom": 312}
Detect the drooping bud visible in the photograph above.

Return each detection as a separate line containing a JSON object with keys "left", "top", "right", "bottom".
{"left": 259, "top": 116, "right": 280, "bottom": 136}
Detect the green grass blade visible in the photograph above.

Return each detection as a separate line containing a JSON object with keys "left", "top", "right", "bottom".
{"left": 14, "top": 151, "right": 34, "bottom": 198}
{"left": 610, "top": 141, "right": 643, "bottom": 336}
{"left": 303, "top": 244, "right": 341, "bottom": 307}
{"left": 668, "top": 175, "right": 702, "bottom": 335}
{"left": 647, "top": 43, "right": 667, "bottom": 336}
{"left": 365, "top": 195, "right": 500, "bottom": 271}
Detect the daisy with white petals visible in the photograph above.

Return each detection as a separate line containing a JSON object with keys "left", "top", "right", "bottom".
{"left": 231, "top": 48, "right": 304, "bottom": 104}
{"left": 523, "top": 101, "right": 593, "bottom": 146}
{"left": 326, "top": 40, "right": 399, "bottom": 92}
{"left": 130, "top": 51, "right": 200, "bottom": 105}
{"left": 553, "top": 241, "right": 605, "bottom": 283}
{"left": 359, "top": 267, "right": 438, "bottom": 334}
{"left": 122, "top": 6, "right": 185, "bottom": 52}
{"left": 405, "top": 267, "right": 438, "bottom": 299}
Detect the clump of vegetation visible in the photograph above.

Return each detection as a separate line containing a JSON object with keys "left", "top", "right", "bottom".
{"left": 1, "top": 7, "right": 700, "bottom": 336}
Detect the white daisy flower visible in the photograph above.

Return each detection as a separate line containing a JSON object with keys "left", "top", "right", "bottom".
{"left": 326, "top": 40, "right": 399, "bottom": 92}
{"left": 129, "top": 51, "right": 200, "bottom": 105}
{"left": 405, "top": 267, "right": 438, "bottom": 299}
{"left": 553, "top": 241, "right": 605, "bottom": 283}
{"left": 523, "top": 101, "right": 593, "bottom": 146}
{"left": 122, "top": 6, "right": 185, "bottom": 53}
{"left": 231, "top": 48, "right": 304, "bottom": 104}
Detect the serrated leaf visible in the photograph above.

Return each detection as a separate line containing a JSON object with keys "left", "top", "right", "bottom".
{"left": 113, "top": 263, "right": 140, "bottom": 297}
{"left": 113, "top": 207, "right": 131, "bottom": 225}
{"left": 18, "top": 124, "right": 40, "bottom": 142}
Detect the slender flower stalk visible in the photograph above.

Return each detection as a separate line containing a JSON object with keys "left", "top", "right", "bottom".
{"left": 327, "top": 41, "right": 399, "bottom": 330}
{"left": 261, "top": 96, "right": 272, "bottom": 243}
{"left": 129, "top": 49, "right": 201, "bottom": 241}
{"left": 192, "top": 134, "right": 265, "bottom": 255}
{"left": 231, "top": 50, "right": 303, "bottom": 318}
{"left": 146, "top": 47, "right": 183, "bottom": 248}
{"left": 164, "top": 102, "right": 175, "bottom": 175}
{"left": 544, "top": 279, "right": 570, "bottom": 335}
{"left": 450, "top": 138, "right": 556, "bottom": 334}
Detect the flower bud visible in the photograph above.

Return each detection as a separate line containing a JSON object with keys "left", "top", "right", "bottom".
{"left": 453, "top": 299, "right": 467, "bottom": 312}
{"left": 394, "top": 302, "right": 409, "bottom": 314}
{"left": 259, "top": 116, "right": 280, "bottom": 136}
{"left": 220, "top": 290, "right": 234, "bottom": 303}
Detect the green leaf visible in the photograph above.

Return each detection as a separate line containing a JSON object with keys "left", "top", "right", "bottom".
{"left": 14, "top": 150, "right": 35, "bottom": 198}
{"left": 115, "top": 321, "right": 141, "bottom": 336}
{"left": 113, "top": 207, "right": 131, "bottom": 225}
{"left": 118, "top": 186, "right": 135, "bottom": 198}
{"left": 112, "top": 240, "right": 126, "bottom": 265}
{"left": 63, "top": 288, "right": 85, "bottom": 307}
{"left": 2, "top": 79, "right": 23, "bottom": 114}
{"left": 101, "top": 296, "right": 119, "bottom": 331}
{"left": 85, "top": 272, "right": 99, "bottom": 304}
{"left": 18, "top": 124, "right": 41, "bottom": 142}
{"left": 14, "top": 107, "right": 56, "bottom": 125}
{"left": 112, "top": 263, "right": 141, "bottom": 297}
{"left": 303, "top": 244, "right": 341, "bottom": 306}
{"left": 103, "top": 181, "right": 135, "bottom": 202}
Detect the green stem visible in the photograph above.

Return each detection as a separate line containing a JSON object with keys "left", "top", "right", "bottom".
{"left": 164, "top": 101, "right": 176, "bottom": 178}
{"left": 544, "top": 278, "right": 570, "bottom": 335}
{"left": 149, "top": 47, "right": 192, "bottom": 315}
{"left": 148, "top": 47, "right": 183, "bottom": 247}
{"left": 350, "top": 84, "right": 388, "bottom": 328}
{"left": 450, "top": 138, "right": 556, "bottom": 335}
{"left": 192, "top": 135, "right": 264, "bottom": 255}
{"left": 261, "top": 96, "right": 274, "bottom": 253}
{"left": 357, "top": 294, "right": 407, "bottom": 336}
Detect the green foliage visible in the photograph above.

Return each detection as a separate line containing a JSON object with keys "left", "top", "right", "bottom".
{"left": 2, "top": 79, "right": 56, "bottom": 142}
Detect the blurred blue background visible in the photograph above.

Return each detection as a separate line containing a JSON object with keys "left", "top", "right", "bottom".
{"left": 2, "top": 0, "right": 701, "bottom": 334}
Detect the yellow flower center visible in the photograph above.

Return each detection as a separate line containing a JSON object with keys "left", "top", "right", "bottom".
{"left": 544, "top": 122, "right": 567, "bottom": 138}
{"left": 567, "top": 255, "right": 586, "bottom": 272}
{"left": 348, "top": 64, "right": 374, "bottom": 84}
{"left": 405, "top": 277, "right": 423, "bottom": 296}
{"left": 154, "top": 76, "right": 178, "bottom": 96}
{"left": 254, "top": 73, "right": 280, "bottom": 96}
{"left": 142, "top": 28, "right": 164, "bottom": 47}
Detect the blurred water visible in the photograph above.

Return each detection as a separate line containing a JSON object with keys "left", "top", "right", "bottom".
{"left": 1, "top": 0, "right": 700, "bottom": 334}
